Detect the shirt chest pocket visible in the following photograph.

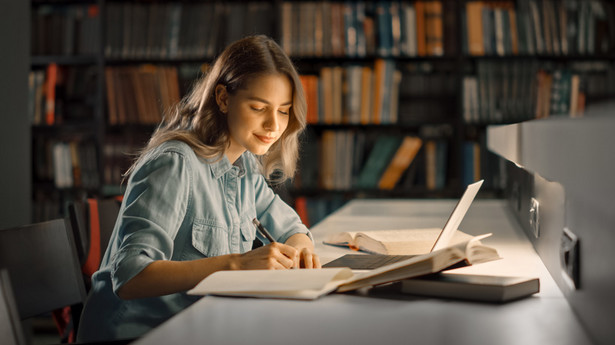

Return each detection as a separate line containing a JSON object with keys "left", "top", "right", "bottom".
{"left": 239, "top": 217, "right": 256, "bottom": 253}
{"left": 191, "top": 219, "right": 230, "bottom": 257}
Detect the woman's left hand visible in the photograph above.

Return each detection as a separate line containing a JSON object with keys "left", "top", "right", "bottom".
{"left": 284, "top": 233, "right": 321, "bottom": 269}
{"left": 296, "top": 247, "right": 321, "bottom": 269}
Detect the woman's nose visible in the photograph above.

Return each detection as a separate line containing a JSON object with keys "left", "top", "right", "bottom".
{"left": 263, "top": 110, "right": 280, "bottom": 132}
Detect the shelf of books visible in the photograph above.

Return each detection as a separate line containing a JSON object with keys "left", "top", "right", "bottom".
{"left": 28, "top": 0, "right": 615, "bottom": 225}
{"left": 29, "top": 60, "right": 103, "bottom": 221}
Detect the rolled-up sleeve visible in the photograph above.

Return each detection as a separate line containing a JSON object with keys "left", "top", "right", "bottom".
{"left": 252, "top": 172, "right": 313, "bottom": 244}
{"left": 110, "top": 151, "right": 191, "bottom": 294}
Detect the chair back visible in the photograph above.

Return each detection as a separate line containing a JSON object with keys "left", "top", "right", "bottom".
{"left": 0, "top": 219, "right": 86, "bottom": 319}
{"left": 67, "top": 198, "right": 120, "bottom": 278}
{"left": 67, "top": 201, "right": 88, "bottom": 265}
{"left": 0, "top": 269, "right": 26, "bottom": 345}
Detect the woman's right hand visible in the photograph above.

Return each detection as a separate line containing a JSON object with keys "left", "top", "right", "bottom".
{"left": 234, "top": 242, "right": 298, "bottom": 270}
{"left": 118, "top": 243, "right": 298, "bottom": 299}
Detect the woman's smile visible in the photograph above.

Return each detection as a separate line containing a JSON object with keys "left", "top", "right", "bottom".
{"left": 254, "top": 134, "right": 277, "bottom": 144}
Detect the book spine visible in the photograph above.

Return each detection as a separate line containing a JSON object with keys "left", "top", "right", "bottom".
{"left": 466, "top": 1, "right": 485, "bottom": 56}
{"left": 424, "top": 1, "right": 444, "bottom": 56}
{"left": 378, "top": 136, "right": 422, "bottom": 190}
{"left": 415, "top": 1, "right": 427, "bottom": 56}
{"left": 44, "top": 64, "right": 58, "bottom": 126}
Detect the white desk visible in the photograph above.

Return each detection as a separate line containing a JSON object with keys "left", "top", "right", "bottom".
{"left": 133, "top": 200, "right": 592, "bottom": 345}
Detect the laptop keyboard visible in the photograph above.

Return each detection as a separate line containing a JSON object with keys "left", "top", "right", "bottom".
{"left": 323, "top": 254, "right": 416, "bottom": 270}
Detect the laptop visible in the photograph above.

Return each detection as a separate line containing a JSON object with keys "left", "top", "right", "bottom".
{"left": 323, "top": 180, "right": 484, "bottom": 270}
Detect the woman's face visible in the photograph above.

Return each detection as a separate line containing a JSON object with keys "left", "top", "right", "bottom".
{"left": 218, "top": 73, "right": 293, "bottom": 163}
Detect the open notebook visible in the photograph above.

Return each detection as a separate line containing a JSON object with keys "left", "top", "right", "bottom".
{"left": 323, "top": 180, "right": 484, "bottom": 270}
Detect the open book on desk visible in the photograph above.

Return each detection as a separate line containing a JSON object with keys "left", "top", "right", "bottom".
{"left": 187, "top": 234, "right": 499, "bottom": 300}
{"left": 322, "top": 229, "right": 476, "bottom": 270}
{"left": 324, "top": 179, "right": 485, "bottom": 270}
{"left": 323, "top": 228, "right": 474, "bottom": 255}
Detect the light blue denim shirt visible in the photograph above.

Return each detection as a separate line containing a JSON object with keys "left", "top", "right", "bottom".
{"left": 77, "top": 140, "right": 312, "bottom": 342}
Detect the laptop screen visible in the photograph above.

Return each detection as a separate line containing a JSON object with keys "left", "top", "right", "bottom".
{"left": 431, "top": 179, "right": 484, "bottom": 251}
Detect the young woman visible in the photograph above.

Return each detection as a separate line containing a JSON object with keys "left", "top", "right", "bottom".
{"left": 77, "top": 35, "right": 320, "bottom": 342}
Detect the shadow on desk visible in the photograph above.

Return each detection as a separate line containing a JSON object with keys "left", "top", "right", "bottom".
{"left": 347, "top": 283, "right": 428, "bottom": 302}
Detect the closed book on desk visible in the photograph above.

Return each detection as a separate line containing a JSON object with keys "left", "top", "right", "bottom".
{"left": 400, "top": 273, "right": 539, "bottom": 302}
{"left": 188, "top": 234, "right": 499, "bottom": 299}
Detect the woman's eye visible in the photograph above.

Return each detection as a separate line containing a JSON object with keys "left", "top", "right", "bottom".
{"left": 251, "top": 106, "right": 264, "bottom": 112}
{"left": 278, "top": 109, "right": 289, "bottom": 115}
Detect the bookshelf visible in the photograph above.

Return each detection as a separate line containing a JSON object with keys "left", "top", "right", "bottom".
{"left": 28, "top": 0, "right": 615, "bottom": 224}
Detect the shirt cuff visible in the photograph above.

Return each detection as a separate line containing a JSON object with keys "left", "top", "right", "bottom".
{"left": 277, "top": 224, "right": 314, "bottom": 244}
{"left": 110, "top": 247, "right": 158, "bottom": 295}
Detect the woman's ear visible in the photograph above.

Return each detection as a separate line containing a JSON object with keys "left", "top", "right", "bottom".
{"left": 215, "top": 84, "right": 228, "bottom": 114}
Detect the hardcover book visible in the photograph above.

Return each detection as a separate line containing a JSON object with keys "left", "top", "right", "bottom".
{"left": 400, "top": 273, "right": 539, "bottom": 302}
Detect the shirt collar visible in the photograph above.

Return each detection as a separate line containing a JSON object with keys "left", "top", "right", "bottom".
{"left": 208, "top": 153, "right": 247, "bottom": 179}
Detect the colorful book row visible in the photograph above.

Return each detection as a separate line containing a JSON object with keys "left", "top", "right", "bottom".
{"left": 33, "top": 138, "right": 99, "bottom": 190}
{"left": 296, "top": 130, "right": 454, "bottom": 192}
{"left": 462, "top": 61, "right": 602, "bottom": 124}
{"left": 300, "top": 59, "right": 401, "bottom": 125}
{"left": 31, "top": 4, "right": 100, "bottom": 56}
{"left": 282, "top": 1, "right": 452, "bottom": 58}
{"left": 464, "top": 0, "right": 615, "bottom": 56}
{"left": 28, "top": 64, "right": 97, "bottom": 126}
{"left": 105, "top": 65, "right": 181, "bottom": 126}
{"left": 104, "top": 2, "right": 273, "bottom": 59}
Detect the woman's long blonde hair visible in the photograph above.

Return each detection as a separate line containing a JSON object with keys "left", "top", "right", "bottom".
{"left": 125, "top": 35, "right": 307, "bottom": 183}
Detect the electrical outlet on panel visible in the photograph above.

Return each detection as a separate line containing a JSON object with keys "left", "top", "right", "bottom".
{"left": 561, "top": 227, "right": 580, "bottom": 289}
{"left": 529, "top": 197, "right": 540, "bottom": 238}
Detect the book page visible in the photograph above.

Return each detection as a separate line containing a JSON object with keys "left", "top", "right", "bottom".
{"left": 467, "top": 238, "right": 501, "bottom": 264}
{"left": 337, "top": 234, "right": 499, "bottom": 292}
{"left": 337, "top": 248, "right": 462, "bottom": 293}
{"left": 188, "top": 267, "right": 354, "bottom": 298}
{"left": 356, "top": 228, "right": 443, "bottom": 242}
{"left": 323, "top": 231, "right": 357, "bottom": 245}
{"left": 355, "top": 228, "right": 473, "bottom": 255}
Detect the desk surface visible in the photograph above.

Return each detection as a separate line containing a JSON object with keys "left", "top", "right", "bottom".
{"left": 133, "top": 199, "right": 592, "bottom": 345}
